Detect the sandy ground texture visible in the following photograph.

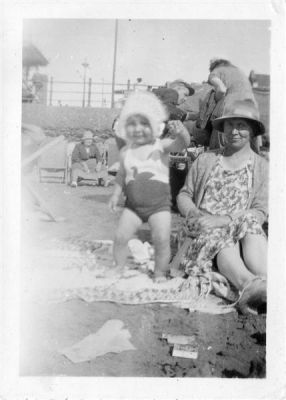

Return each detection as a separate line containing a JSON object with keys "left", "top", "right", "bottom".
{"left": 20, "top": 174, "right": 266, "bottom": 378}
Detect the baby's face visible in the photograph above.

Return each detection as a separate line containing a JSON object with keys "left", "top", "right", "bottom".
{"left": 125, "top": 114, "right": 154, "bottom": 145}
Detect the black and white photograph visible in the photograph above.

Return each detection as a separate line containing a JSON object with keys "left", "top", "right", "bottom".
{"left": 1, "top": 1, "right": 286, "bottom": 399}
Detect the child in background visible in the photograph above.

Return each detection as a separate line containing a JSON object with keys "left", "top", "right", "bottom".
{"left": 108, "top": 91, "right": 190, "bottom": 282}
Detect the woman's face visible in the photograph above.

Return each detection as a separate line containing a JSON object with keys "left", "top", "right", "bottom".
{"left": 125, "top": 114, "right": 154, "bottom": 145}
{"left": 83, "top": 138, "right": 93, "bottom": 146}
{"left": 223, "top": 118, "right": 253, "bottom": 150}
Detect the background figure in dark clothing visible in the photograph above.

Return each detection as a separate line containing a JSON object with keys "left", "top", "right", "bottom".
{"left": 153, "top": 80, "right": 195, "bottom": 211}
{"left": 179, "top": 82, "right": 215, "bottom": 147}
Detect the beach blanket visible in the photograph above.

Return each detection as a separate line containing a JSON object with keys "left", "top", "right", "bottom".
{"left": 24, "top": 239, "right": 237, "bottom": 314}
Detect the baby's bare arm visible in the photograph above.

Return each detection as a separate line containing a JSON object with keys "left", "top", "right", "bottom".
{"left": 108, "top": 183, "right": 123, "bottom": 212}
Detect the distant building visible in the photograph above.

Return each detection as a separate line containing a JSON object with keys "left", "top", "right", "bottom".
{"left": 249, "top": 70, "right": 270, "bottom": 91}
{"left": 248, "top": 71, "right": 270, "bottom": 145}
{"left": 22, "top": 41, "right": 49, "bottom": 104}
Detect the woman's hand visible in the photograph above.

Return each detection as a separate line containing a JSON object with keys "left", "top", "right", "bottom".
{"left": 197, "top": 215, "right": 230, "bottom": 230}
{"left": 81, "top": 161, "right": 90, "bottom": 174}
{"left": 186, "top": 214, "right": 230, "bottom": 236}
{"left": 208, "top": 75, "right": 227, "bottom": 101}
{"left": 214, "top": 89, "right": 226, "bottom": 101}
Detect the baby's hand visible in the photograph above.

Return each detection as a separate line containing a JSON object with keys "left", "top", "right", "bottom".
{"left": 167, "top": 120, "right": 188, "bottom": 137}
{"left": 108, "top": 195, "right": 119, "bottom": 212}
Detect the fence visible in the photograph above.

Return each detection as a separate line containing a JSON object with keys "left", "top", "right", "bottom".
{"left": 47, "top": 78, "right": 156, "bottom": 108}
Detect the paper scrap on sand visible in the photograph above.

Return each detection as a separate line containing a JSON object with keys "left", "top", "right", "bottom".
{"left": 162, "top": 334, "right": 197, "bottom": 345}
{"left": 172, "top": 343, "right": 199, "bottom": 359}
{"left": 60, "top": 319, "right": 136, "bottom": 363}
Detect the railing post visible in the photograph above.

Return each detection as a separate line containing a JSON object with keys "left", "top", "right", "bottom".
{"left": 49, "top": 76, "right": 53, "bottom": 106}
{"left": 111, "top": 20, "right": 118, "bottom": 108}
{"left": 82, "top": 77, "right": 86, "bottom": 108}
{"left": 87, "top": 78, "right": 92, "bottom": 107}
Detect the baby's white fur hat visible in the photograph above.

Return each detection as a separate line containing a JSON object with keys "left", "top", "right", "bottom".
{"left": 116, "top": 91, "right": 168, "bottom": 141}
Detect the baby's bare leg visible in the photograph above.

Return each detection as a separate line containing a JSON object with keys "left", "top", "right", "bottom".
{"left": 113, "top": 208, "right": 142, "bottom": 268}
{"left": 148, "top": 211, "right": 171, "bottom": 280}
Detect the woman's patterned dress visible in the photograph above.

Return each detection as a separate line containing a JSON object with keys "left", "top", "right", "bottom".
{"left": 178, "top": 156, "right": 265, "bottom": 276}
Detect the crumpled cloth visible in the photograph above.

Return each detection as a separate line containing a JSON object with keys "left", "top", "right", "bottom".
{"left": 128, "top": 238, "right": 155, "bottom": 271}
{"left": 60, "top": 319, "right": 136, "bottom": 363}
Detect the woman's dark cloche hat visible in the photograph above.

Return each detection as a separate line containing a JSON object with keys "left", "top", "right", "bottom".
{"left": 212, "top": 100, "right": 265, "bottom": 136}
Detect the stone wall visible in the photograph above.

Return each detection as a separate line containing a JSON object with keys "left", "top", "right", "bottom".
{"left": 22, "top": 104, "right": 120, "bottom": 139}
{"left": 22, "top": 90, "right": 270, "bottom": 143}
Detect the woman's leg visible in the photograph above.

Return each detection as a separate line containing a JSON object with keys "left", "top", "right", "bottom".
{"left": 71, "top": 162, "right": 83, "bottom": 185}
{"left": 86, "top": 159, "right": 98, "bottom": 171}
{"left": 148, "top": 211, "right": 171, "bottom": 278}
{"left": 113, "top": 208, "right": 142, "bottom": 267}
{"left": 216, "top": 244, "right": 255, "bottom": 291}
{"left": 241, "top": 234, "right": 267, "bottom": 277}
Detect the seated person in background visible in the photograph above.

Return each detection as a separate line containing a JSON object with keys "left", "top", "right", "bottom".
{"left": 109, "top": 91, "right": 190, "bottom": 282}
{"left": 70, "top": 130, "right": 104, "bottom": 187}
{"left": 177, "top": 100, "right": 268, "bottom": 315}
{"left": 180, "top": 82, "right": 216, "bottom": 148}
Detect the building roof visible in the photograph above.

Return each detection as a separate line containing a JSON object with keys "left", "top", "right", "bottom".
{"left": 22, "top": 42, "right": 49, "bottom": 67}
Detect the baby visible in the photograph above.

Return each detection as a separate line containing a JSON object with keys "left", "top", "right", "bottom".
{"left": 108, "top": 91, "right": 190, "bottom": 281}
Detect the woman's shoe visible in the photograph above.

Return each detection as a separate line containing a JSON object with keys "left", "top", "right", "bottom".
{"left": 237, "top": 277, "right": 267, "bottom": 315}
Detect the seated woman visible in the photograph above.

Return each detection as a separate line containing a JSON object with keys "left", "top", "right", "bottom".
{"left": 70, "top": 130, "right": 106, "bottom": 187}
{"left": 177, "top": 100, "right": 268, "bottom": 314}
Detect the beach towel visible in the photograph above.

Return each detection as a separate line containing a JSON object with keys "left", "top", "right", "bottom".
{"left": 24, "top": 239, "right": 237, "bottom": 314}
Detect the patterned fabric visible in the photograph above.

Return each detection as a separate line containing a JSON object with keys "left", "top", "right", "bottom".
{"left": 177, "top": 151, "right": 268, "bottom": 226}
{"left": 178, "top": 157, "right": 265, "bottom": 275}
{"left": 200, "top": 157, "right": 252, "bottom": 215}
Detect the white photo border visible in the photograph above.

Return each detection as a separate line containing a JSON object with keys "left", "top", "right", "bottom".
{"left": 1, "top": 0, "right": 286, "bottom": 399}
